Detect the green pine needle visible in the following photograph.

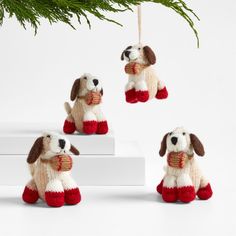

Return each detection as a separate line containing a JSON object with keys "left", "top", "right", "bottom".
{"left": 0, "top": 0, "right": 200, "bottom": 46}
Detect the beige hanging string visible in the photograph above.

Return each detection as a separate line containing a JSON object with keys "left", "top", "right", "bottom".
{"left": 137, "top": 4, "right": 142, "bottom": 44}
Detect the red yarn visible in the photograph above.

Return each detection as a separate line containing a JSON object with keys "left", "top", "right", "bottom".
{"left": 156, "top": 87, "right": 168, "bottom": 99}
{"left": 136, "top": 90, "right": 149, "bottom": 102}
{"left": 96, "top": 121, "right": 108, "bottom": 134}
{"left": 125, "top": 89, "right": 138, "bottom": 103}
{"left": 45, "top": 191, "right": 64, "bottom": 207}
{"left": 162, "top": 187, "right": 178, "bottom": 202}
{"left": 197, "top": 183, "right": 213, "bottom": 200}
{"left": 83, "top": 120, "right": 97, "bottom": 134}
{"left": 63, "top": 120, "right": 76, "bottom": 134}
{"left": 64, "top": 188, "right": 81, "bottom": 205}
{"left": 22, "top": 186, "right": 39, "bottom": 204}
{"left": 178, "top": 186, "right": 196, "bottom": 203}
{"left": 156, "top": 180, "right": 163, "bottom": 194}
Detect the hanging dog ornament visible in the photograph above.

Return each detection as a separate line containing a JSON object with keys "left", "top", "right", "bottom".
{"left": 121, "top": 5, "right": 168, "bottom": 104}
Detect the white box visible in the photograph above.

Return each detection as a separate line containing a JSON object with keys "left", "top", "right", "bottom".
{"left": 0, "top": 123, "right": 115, "bottom": 155}
{"left": 0, "top": 141, "right": 145, "bottom": 186}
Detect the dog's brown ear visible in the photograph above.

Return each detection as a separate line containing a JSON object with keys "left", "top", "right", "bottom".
{"left": 27, "top": 137, "right": 44, "bottom": 164}
{"left": 70, "top": 144, "right": 80, "bottom": 155}
{"left": 190, "top": 133, "right": 205, "bottom": 156}
{"left": 121, "top": 51, "right": 124, "bottom": 61}
{"left": 143, "top": 46, "right": 156, "bottom": 65}
{"left": 70, "top": 79, "right": 80, "bottom": 101}
{"left": 159, "top": 133, "right": 168, "bottom": 157}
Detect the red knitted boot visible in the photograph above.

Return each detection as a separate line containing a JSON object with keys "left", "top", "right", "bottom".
{"left": 156, "top": 87, "right": 168, "bottom": 99}
{"left": 63, "top": 120, "right": 76, "bottom": 134}
{"left": 96, "top": 121, "right": 108, "bottom": 134}
{"left": 162, "top": 187, "right": 178, "bottom": 202}
{"left": 125, "top": 89, "right": 138, "bottom": 103}
{"left": 156, "top": 180, "right": 163, "bottom": 194}
{"left": 136, "top": 90, "right": 149, "bottom": 102}
{"left": 45, "top": 191, "right": 64, "bottom": 207}
{"left": 64, "top": 188, "right": 81, "bottom": 205}
{"left": 197, "top": 183, "right": 213, "bottom": 200}
{"left": 83, "top": 121, "right": 97, "bottom": 134}
{"left": 22, "top": 186, "right": 39, "bottom": 204}
{"left": 178, "top": 186, "right": 196, "bottom": 203}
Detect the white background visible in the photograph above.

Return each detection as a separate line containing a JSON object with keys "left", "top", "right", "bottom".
{"left": 0, "top": 0, "right": 236, "bottom": 235}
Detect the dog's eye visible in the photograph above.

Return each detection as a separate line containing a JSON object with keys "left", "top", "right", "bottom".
{"left": 182, "top": 132, "right": 186, "bottom": 135}
{"left": 169, "top": 132, "right": 172, "bottom": 136}
{"left": 138, "top": 47, "right": 141, "bottom": 50}
{"left": 84, "top": 77, "right": 87, "bottom": 80}
{"left": 46, "top": 135, "right": 51, "bottom": 138}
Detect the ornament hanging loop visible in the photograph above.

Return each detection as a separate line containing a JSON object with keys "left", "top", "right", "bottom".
{"left": 137, "top": 4, "right": 142, "bottom": 44}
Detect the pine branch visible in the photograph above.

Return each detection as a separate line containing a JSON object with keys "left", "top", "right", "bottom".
{"left": 0, "top": 0, "right": 200, "bottom": 46}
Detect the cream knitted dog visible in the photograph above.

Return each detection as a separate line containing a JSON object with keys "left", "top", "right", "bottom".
{"left": 121, "top": 44, "right": 168, "bottom": 103}
{"left": 63, "top": 73, "right": 108, "bottom": 135}
{"left": 22, "top": 132, "right": 81, "bottom": 207}
{"left": 156, "top": 127, "right": 213, "bottom": 203}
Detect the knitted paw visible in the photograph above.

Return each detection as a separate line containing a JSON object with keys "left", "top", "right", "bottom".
{"left": 136, "top": 90, "right": 149, "bottom": 102}
{"left": 156, "top": 87, "right": 168, "bottom": 99}
{"left": 45, "top": 191, "right": 64, "bottom": 207}
{"left": 125, "top": 89, "right": 138, "bottom": 103}
{"left": 96, "top": 121, "right": 108, "bottom": 134}
{"left": 63, "top": 120, "right": 76, "bottom": 134}
{"left": 156, "top": 180, "right": 163, "bottom": 195}
{"left": 83, "top": 121, "right": 97, "bottom": 134}
{"left": 22, "top": 186, "right": 39, "bottom": 204}
{"left": 197, "top": 183, "right": 213, "bottom": 200}
{"left": 162, "top": 187, "right": 178, "bottom": 202}
{"left": 64, "top": 188, "right": 81, "bottom": 205}
{"left": 178, "top": 186, "right": 196, "bottom": 203}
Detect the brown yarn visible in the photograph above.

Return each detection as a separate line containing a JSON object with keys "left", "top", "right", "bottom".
{"left": 124, "top": 62, "right": 148, "bottom": 75}
{"left": 167, "top": 152, "right": 193, "bottom": 169}
{"left": 79, "top": 91, "right": 102, "bottom": 105}
{"left": 41, "top": 155, "right": 73, "bottom": 172}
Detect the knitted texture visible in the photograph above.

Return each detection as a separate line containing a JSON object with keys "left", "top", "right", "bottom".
{"left": 157, "top": 128, "right": 213, "bottom": 203}
{"left": 122, "top": 45, "right": 168, "bottom": 104}
{"left": 63, "top": 120, "right": 76, "bottom": 134}
{"left": 84, "top": 92, "right": 102, "bottom": 105}
{"left": 23, "top": 133, "right": 81, "bottom": 207}
{"left": 167, "top": 152, "right": 190, "bottom": 169}
{"left": 64, "top": 188, "right": 81, "bottom": 205}
{"left": 125, "top": 62, "right": 148, "bottom": 75}
{"left": 41, "top": 155, "right": 73, "bottom": 172}
{"left": 64, "top": 74, "right": 108, "bottom": 135}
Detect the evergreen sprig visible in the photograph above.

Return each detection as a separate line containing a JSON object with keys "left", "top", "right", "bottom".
{"left": 0, "top": 0, "right": 200, "bottom": 46}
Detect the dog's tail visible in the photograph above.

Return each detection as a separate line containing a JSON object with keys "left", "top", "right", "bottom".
{"left": 28, "top": 163, "right": 36, "bottom": 176}
{"left": 64, "top": 102, "right": 72, "bottom": 115}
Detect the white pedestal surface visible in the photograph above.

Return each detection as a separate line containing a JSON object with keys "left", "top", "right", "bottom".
{"left": 0, "top": 123, "right": 115, "bottom": 155}
{"left": 0, "top": 123, "right": 145, "bottom": 186}
{"left": 0, "top": 141, "right": 145, "bottom": 186}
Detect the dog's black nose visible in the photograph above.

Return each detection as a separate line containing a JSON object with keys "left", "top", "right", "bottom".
{"left": 93, "top": 79, "right": 99, "bottom": 86}
{"left": 124, "top": 50, "right": 130, "bottom": 58}
{"left": 59, "top": 139, "right": 66, "bottom": 149}
{"left": 171, "top": 137, "right": 178, "bottom": 145}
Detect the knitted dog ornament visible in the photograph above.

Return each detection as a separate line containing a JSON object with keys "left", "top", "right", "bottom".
{"left": 156, "top": 127, "right": 213, "bottom": 203}
{"left": 121, "top": 44, "right": 168, "bottom": 103}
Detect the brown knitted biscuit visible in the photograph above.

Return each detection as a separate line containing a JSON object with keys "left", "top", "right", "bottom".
{"left": 85, "top": 92, "right": 102, "bottom": 105}
{"left": 48, "top": 155, "right": 73, "bottom": 171}
{"left": 124, "top": 62, "right": 148, "bottom": 75}
{"left": 167, "top": 152, "right": 189, "bottom": 169}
